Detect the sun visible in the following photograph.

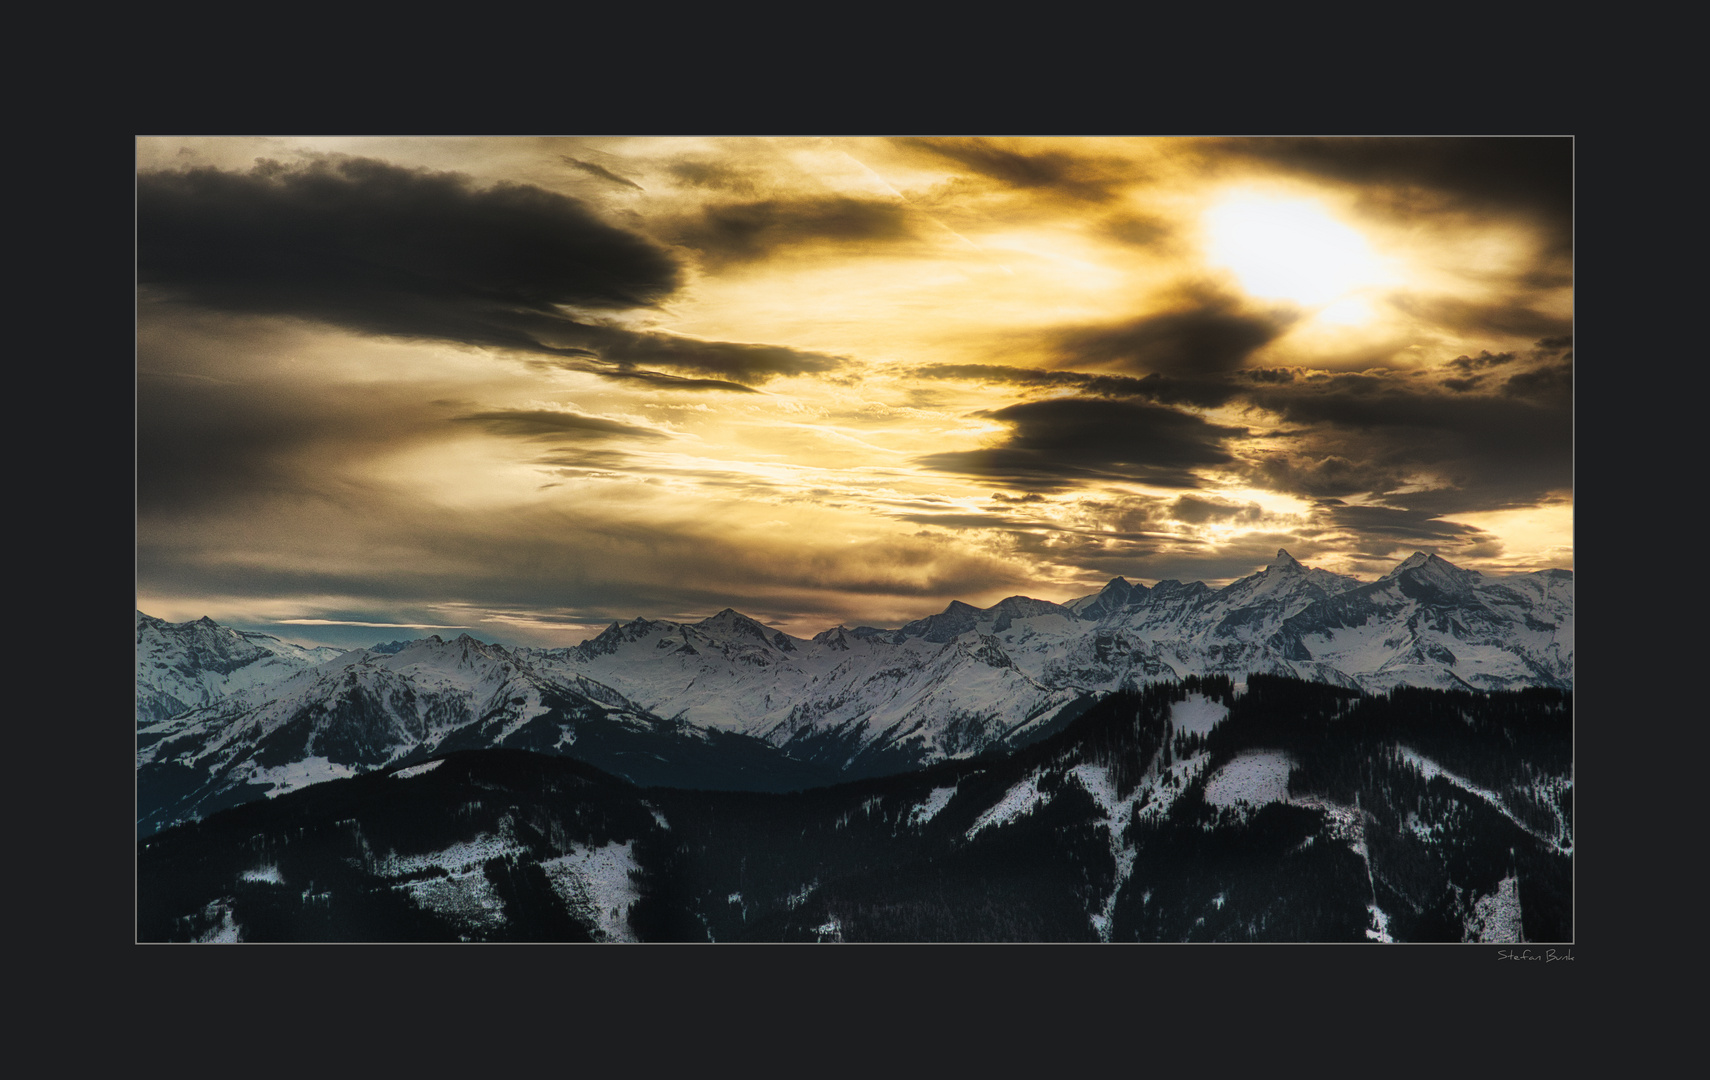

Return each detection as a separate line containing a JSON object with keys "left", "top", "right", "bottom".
{"left": 1202, "top": 192, "right": 1389, "bottom": 311}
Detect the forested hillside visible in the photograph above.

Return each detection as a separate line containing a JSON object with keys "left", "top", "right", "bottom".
{"left": 139, "top": 675, "right": 1570, "bottom": 943}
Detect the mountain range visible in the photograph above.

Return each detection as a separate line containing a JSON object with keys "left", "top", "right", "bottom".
{"left": 136, "top": 550, "right": 1571, "bottom": 837}
{"left": 139, "top": 674, "right": 1573, "bottom": 943}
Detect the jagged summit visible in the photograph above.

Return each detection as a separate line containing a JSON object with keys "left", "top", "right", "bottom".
{"left": 1381, "top": 550, "right": 1483, "bottom": 596}
{"left": 1269, "top": 549, "right": 1302, "bottom": 570}
{"left": 698, "top": 607, "right": 779, "bottom": 637}
{"left": 1390, "top": 551, "right": 1434, "bottom": 573}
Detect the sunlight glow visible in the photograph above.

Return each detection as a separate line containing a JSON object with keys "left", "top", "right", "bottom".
{"left": 1203, "top": 193, "right": 1385, "bottom": 309}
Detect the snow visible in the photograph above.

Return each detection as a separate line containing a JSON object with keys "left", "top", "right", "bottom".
{"left": 1466, "top": 874, "right": 1524, "bottom": 943}
{"left": 1169, "top": 693, "right": 1228, "bottom": 735}
{"left": 538, "top": 841, "right": 642, "bottom": 942}
{"left": 784, "top": 880, "right": 820, "bottom": 909}
{"left": 1288, "top": 792, "right": 1395, "bottom": 942}
{"left": 399, "top": 872, "right": 510, "bottom": 933}
{"left": 248, "top": 756, "right": 358, "bottom": 798}
{"left": 1204, "top": 750, "right": 1295, "bottom": 810}
{"left": 240, "top": 864, "right": 284, "bottom": 885}
{"left": 1366, "top": 903, "right": 1393, "bottom": 943}
{"left": 1131, "top": 749, "right": 1216, "bottom": 830}
{"left": 1398, "top": 745, "right": 1570, "bottom": 853}
{"left": 141, "top": 550, "right": 1571, "bottom": 841}
{"left": 1068, "top": 764, "right": 1124, "bottom": 821}
{"left": 907, "top": 786, "right": 957, "bottom": 827}
{"left": 376, "top": 831, "right": 532, "bottom": 934}
{"left": 392, "top": 759, "right": 444, "bottom": 780}
{"left": 194, "top": 909, "right": 241, "bottom": 943}
{"left": 1069, "top": 763, "right": 1147, "bottom": 942}
{"left": 814, "top": 915, "right": 845, "bottom": 942}
{"left": 380, "top": 833, "right": 528, "bottom": 877}
{"left": 966, "top": 771, "right": 1047, "bottom": 840}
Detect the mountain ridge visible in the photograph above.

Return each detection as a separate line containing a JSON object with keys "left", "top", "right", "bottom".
{"left": 136, "top": 550, "right": 1571, "bottom": 834}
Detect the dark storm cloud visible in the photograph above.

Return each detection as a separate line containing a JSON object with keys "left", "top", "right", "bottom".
{"left": 451, "top": 409, "right": 667, "bottom": 441}
{"left": 890, "top": 137, "right": 1132, "bottom": 203}
{"left": 137, "top": 156, "right": 844, "bottom": 386}
{"left": 494, "top": 310, "right": 843, "bottom": 384}
{"left": 919, "top": 397, "right": 1246, "bottom": 491}
{"left": 1171, "top": 495, "right": 1264, "bottom": 525}
{"left": 561, "top": 156, "right": 644, "bottom": 190}
{"left": 1249, "top": 453, "right": 1413, "bottom": 500}
{"left": 586, "top": 367, "right": 761, "bottom": 393}
{"left": 1241, "top": 372, "right": 1571, "bottom": 514}
{"left": 1447, "top": 351, "right": 1518, "bottom": 375}
{"left": 571, "top": 326, "right": 846, "bottom": 383}
{"left": 1207, "top": 136, "right": 1572, "bottom": 254}
{"left": 1501, "top": 356, "right": 1572, "bottom": 404}
{"left": 1052, "top": 294, "right": 1293, "bottom": 378}
{"left": 1246, "top": 372, "right": 1565, "bottom": 439}
{"left": 912, "top": 364, "right": 1239, "bottom": 408}
{"left": 668, "top": 196, "right": 918, "bottom": 264}
{"left": 1320, "top": 505, "right": 1498, "bottom": 549}
{"left": 1440, "top": 351, "right": 1517, "bottom": 392}
{"left": 139, "top": 155, "right": 679, "bottom": 319}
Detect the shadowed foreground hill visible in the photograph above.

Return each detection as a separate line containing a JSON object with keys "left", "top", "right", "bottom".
{"left": 139, "top": 675, "right": 1571, "bottom": 943}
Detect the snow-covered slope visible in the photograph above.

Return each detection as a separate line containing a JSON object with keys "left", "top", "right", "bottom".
{"left": 521, "top": 608, "right": 1083, "bottom": 772}
{"left": 136, "top": 632, "right": 830, "bottom": 835}
{"left": 136, "top": 612, "right": 343, "bottom": 726}
{"left": 1269, "top": 555, "right": 1573, "bottom": 692}
{"left": 136, "top": 551, "right": 1571, "bottom": 830}
{"left": 522, "top": 550, "right": 1570, "bottom": 772}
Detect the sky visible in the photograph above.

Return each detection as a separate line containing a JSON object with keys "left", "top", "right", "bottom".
{"left": 136, "top": 136, "right": 1572, "bottom": 649}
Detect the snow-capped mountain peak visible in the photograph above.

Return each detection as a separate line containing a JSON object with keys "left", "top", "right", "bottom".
{"left": 1381, "top": 550, "right": 1485, "bottom": 599}
{"left": 135, "top": 611, "right": 344, "bottom": 726}
{"left": 1268, "top": 549, "right": 1303, "bottom": 572}
{"left": 138, "top": 547, "right": 1571, "bottom": 836}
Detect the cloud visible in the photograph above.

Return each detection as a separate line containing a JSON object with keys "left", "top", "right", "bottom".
{"left": 451, "top": 409, "right": 667, "bottom": 441}
{"left": 668, "top": 196, "right": 919, "bottom": 265}
{"left": 1387, "top": 292, "right": 1572, "bottom": 340}
{"left": 1447, "top": 350, "right": 1518, "bottom": 375}
{"left": 138, "top": 155, "right": 844, "bottom": 386}
{"left": 1318, "top": 504, "right": 1500, "bottom": 554}
{"left": 890, "top": 137, "right": 1133, "bottom": 203}
{"left": 1247, "top": 453, "right": 1411, "bottom": 501}
{"left": 568, "top": 326, "right": 846, "bottom": 383}
{"left": 583, "top": 367, "right": 761, "bottom": 393}
{"left": 912, "top": 363, "right": 1239, "bottom": 408}
{"left": 1240, "top": 372, "right": 1571, "bottom": 514}
{"left": 918, "top": 397, "right": 1246, "bottom": 491}
{"left": 1205, "top": 136, "right": 1572, "bottom": 255}
{"left": 1051, "top": 292, "right": 1293, "bottom": 377}
{"left": 137, "top": 370, "right": 444, "bottom": 516}
{"left": 1171, "top": 495, "right": 1265, "bottom": 525}
{"left": 1440, "top": 350, "right": 1518, "bottom": 392}
{"left": 1501, "top": 356, "right": 1572, "bottom": 404}
{"left": 561, "top": 156, "right": 644, "bottom": 190}
{"left": 667, "top": 159, "right": 764, "bottom": 194}
{"left": 139, "top": 155, "right": 680, "bottom": 321}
